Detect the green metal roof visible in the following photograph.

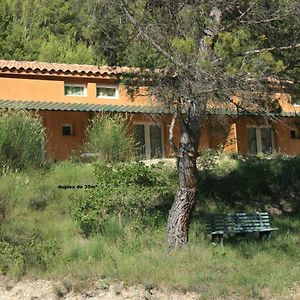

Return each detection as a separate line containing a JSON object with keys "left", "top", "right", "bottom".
{"left": 0, "top": 99, "right": 168, "bottom": 114}
{"left": 0, "top": 99, "right": 299, "bottom": 117}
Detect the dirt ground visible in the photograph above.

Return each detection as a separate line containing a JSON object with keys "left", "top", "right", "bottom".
{"left": 0, "top": 277, "right": 199, "bottom": 300}
{"left": 0, "top": 277, "right": 299, "bottom": 300}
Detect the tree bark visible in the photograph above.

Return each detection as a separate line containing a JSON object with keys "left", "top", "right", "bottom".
{"left": 167, "top": 118, "right": 200, "bottom": 249}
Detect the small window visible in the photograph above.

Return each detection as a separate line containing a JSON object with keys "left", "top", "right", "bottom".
{"left": 62, "top": 125, "right": 73, "bottom": 136}
{"left": 290, "top": 130, "right": 297, "bottom": 139}
{"left": 64, "top": 84, "right": 86, "bottom": 96}
{"left": 97, "top": 86, "right": 118, "bottom": 98}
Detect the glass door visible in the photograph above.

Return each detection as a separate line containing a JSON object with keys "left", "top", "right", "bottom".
{"left": 247, "top": 127, "right": 273, "bottom": 154}
{"left": 150, "top": 125, "right": 163, "bottom": 158}
{"left": 260, "top": 128, "right": 273, "bottom": 153}
{"left": 133, "top": 123, "right": 163, "bottom": 159}
{"left": 133, "top": 124, "right": 146, "bottom": 159}
{"left": 247, "top": 128, "right": 257, "bottom": 154}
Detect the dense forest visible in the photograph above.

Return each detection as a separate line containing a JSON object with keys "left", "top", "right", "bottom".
{"left": 0, "top": 0, "right": 299, "bottom": 85}
{"left": 0, "top": 0, "right": 166, "bottom": 67}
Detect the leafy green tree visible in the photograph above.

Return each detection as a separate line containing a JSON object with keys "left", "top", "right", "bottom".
{"left": 36, "top": 0, "right": 78, "bottom": 36}
{"left": 0, "top": 0, "right": 101, "bottom": 63}
{"left": 38, "top": 34, "right": 96, "bottom": 64}
{"left": 0, "top": 0, "right": 167, "bottom": 66}
{"left": 79, "top": 0, "right": 132, "bottom": 66}
{"left": 124, "top": 40, "right": 168, "bottom": 68}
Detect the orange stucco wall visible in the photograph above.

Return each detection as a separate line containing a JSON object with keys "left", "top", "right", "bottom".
{"left": 235, "top": 116, "right": 300, "bottom": 155}
{"left": 274, "top": 118, "right": 300, "bottom": 154}
{"left": 36, "top": 110, "right": 180, "bottom": 160}
{"left": 37, "top": 110, "right": 91, "bottom": 160}
{"left": 36, "top": 109, "right": 219, "bottom": 161}
{"left": 30, "top": 109, "right": 300, "bottom": 160}
{"left": 2, "top": 73, "right": 300, "bottom": 159}
{"left": 0, "top": 74, "right": 151, "bottom": 106}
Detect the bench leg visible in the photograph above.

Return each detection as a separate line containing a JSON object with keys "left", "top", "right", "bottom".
{"left": 259, "top": 231, "right": 271, "bottom": 241}
{"left": 212, "top": 234, "right": 224, "bottom": 246}
{"left": 236, "top": 232, "right": 247, "bottom": 239}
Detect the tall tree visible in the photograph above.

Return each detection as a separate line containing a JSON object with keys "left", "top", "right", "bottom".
{"left": 115, "top": 0, "right": 300, "bottom": 248}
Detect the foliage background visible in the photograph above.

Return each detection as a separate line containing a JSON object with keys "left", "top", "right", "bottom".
{"left": 0, "top": 0, "right": 165, "bottom": 67}
{"left": 0, "top": 109, "right": 45, "bottom": 172}
{"left": 84, "top": 114, "right": 134, "bottom": 163}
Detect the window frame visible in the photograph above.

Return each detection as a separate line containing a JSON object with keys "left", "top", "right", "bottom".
{"left": 62, "top": 124, "right": 74, "bottom": 136}
{"left": 247, "top": 125, "right": 275, "bottom": 154}
{"left": 64, "top": 83, "right": 87, "bottom": 97}
{"left": 96, "top": 84, "right": 119, "bottom": 99}
{"left": 133, "top": 122, "right": 165, "bottom": 159}
{"left": 290, "top": 129, "right": 298, "bottom": 139}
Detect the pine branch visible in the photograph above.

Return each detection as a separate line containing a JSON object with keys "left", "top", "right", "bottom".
{"left": 119, "top": 0, "right": 185, "bottom": 69}
{"left": 245, "top": 43, "right": 300, "bottom": 55}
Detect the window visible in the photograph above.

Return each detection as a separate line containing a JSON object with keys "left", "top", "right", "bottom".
{"left": 96, "top": 85, "right": 118, "bottom": 98}
{"left": 248, "top": 127, "right": 274, "bottom": 154}
{"left": 133, "top": 123, "right": 163, "bottom": 159}
{"left": 64, "top": 84, "right": 86, "bottom": 96}
{"left": 62, "top": 124, "right": 73, "bottom": 136}
{"left": 290, "top": 130, "right": 297, "bottom": 139}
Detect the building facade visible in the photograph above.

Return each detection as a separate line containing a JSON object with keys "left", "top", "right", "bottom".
{"left": 0, "top": 60, "right": 300, "bottom": 160}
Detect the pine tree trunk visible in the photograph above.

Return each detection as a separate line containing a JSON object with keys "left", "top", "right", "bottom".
{"left": 167, "top": 122, "right": 200, "bottom": 249}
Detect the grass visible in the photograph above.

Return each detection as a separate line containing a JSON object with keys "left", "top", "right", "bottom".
{"left": 0, "top": 159, "right": 300, "bottom": 299}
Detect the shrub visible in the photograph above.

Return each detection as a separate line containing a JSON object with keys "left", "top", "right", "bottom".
{"left": 0, "top": 109, "right": 45, "bottom": 171}
{"left": 0, "top": 232, "right": 61, "bottom": 275}
{"left": 72, "top": 161, "right": 174, "bottom": 236}
{"left": 84, "top": 114, "right": 134, "bottom": 162}
{"left": 0, "top": 240, "right": 24, "bottom": 275}
{"left": 198, "top": 152, "right": 300, "bottom": 213}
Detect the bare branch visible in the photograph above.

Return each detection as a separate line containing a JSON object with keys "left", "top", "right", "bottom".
{"left": 169, "top": 111, "right": 179, "bottom": 154}
{"left": 240, "top": 11, "right": 292, "bottom": 24}
{"left": 245, "top": 43, "right": 300, "bottom": 56}
{"left": 237, "top": 2, "right": 256, "bottom": 21}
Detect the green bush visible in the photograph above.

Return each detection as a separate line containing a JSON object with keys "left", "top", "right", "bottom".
{"left": 84, "top": 114, "right": 134, "bottom": 162}
{"left": 0, "top": 109, "right": 45, "bottom": 171}
{"left": 72, "top": 161, "right": 174, "bottom": 236}
{"left": 198, "top": 152, "right": 300, "bottom": 213}
{"left": 0, "top": 232, "right": 61, "bottom": 275}
{"left": 0, "top": 240, "right": 24, "bottom": 275}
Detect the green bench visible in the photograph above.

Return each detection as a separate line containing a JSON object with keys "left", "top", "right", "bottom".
{"left": 206, "top": 212, "right": 278, "bottom": 245}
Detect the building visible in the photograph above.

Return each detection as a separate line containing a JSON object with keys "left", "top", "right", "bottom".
{"left": 0, "top": 59, "right": 300, "bottom": 160}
